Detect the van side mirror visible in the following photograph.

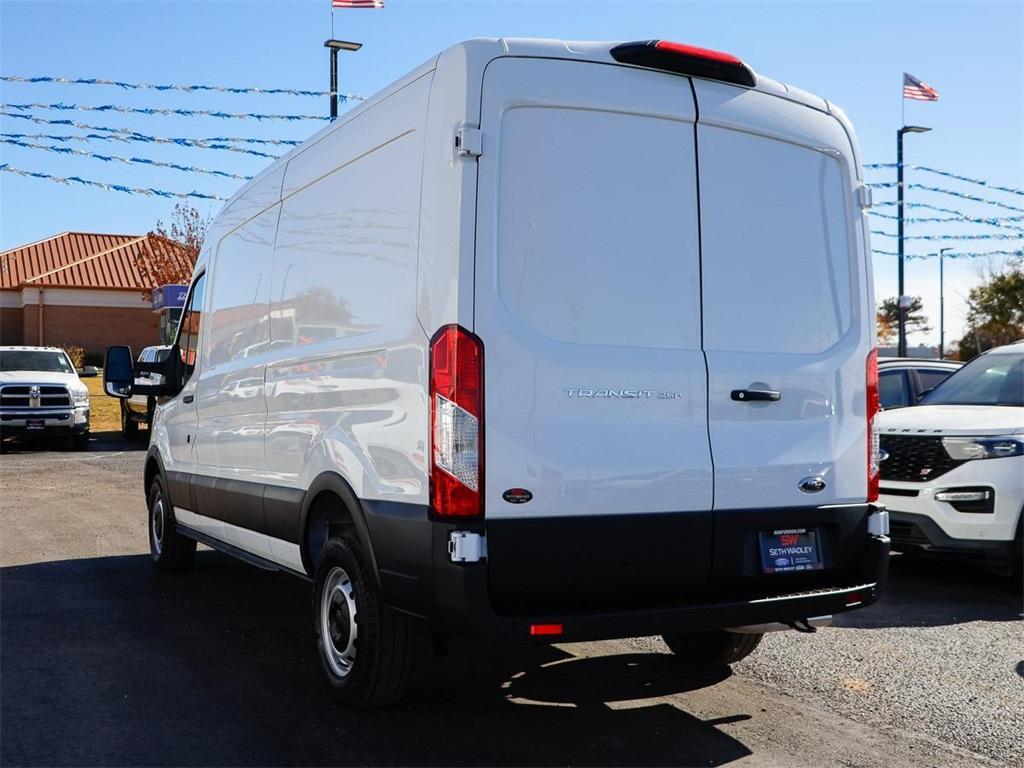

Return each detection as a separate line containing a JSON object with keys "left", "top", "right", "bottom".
{"left": 135, "top": 344, "right": 184, "bottom": 398}
{"left": 104, "top": 346, "right": 135, "bottom": 398}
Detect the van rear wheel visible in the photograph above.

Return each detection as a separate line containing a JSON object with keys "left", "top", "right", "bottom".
{"left": 313, "top": 535, "right": 416, "bottom": 707}
{"left": 662, "top": 630, "right": 764, "bottom": 667}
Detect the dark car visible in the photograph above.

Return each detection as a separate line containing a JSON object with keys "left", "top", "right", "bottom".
{"left": 878, "top": 358, "right": 961, "bottom": 410}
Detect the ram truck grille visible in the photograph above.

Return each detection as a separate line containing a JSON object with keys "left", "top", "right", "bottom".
{"left": 879, "top": 434, "right": 964, "bottom": 482}
{"left": 0, "top": 384, "right": 72, "bottom": 408}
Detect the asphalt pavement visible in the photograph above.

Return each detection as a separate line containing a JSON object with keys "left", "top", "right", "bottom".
{"left": 1, "top": 433, "right": 1021, "bottom": 767}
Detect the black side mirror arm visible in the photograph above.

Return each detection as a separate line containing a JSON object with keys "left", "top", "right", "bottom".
{"left": 134, "top": 344, "right": 184, "bottom": 397}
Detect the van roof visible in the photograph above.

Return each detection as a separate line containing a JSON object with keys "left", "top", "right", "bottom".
{"left": 222, "top": 37, "right": 842, "bottom": 211}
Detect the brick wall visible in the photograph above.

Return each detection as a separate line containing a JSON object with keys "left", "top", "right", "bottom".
{"left": 0, "top": 307, "right": 23, "bottom": 344}
{"left": 21, "top": 304, "right": 160, "bottom": 358}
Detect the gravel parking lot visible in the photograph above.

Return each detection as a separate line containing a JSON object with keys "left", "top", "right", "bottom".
{"left": 2, "top": 434, "right": 1021, "bottom": 767}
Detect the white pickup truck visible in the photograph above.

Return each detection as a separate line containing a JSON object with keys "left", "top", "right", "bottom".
{"left": 0, "top": 346, "right": 91, "bottom": 450}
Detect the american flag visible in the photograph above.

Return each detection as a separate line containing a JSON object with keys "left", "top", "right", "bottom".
{"left": 903, "top": 73, "right": 939, "bottom": 102}
{"left": 332, "top": 0, "right": 384, "bottom": 6}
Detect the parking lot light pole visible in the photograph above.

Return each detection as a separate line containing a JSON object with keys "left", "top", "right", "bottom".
{"left": 897, "top": 125, "right": 931, "bottom": 357}
{"left": 939, "top": 246, "right": 952, "bottom": 359}
{"left": 324, "top": 39, "right": 362, "bottom": 119}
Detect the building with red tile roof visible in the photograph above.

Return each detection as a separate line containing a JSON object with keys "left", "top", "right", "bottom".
{"left": 0, "top": 232, "right": 193, "bottom": 360}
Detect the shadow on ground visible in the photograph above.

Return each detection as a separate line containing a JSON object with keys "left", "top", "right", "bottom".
{"left": 836, "top": 552, "right": 1022, "bottom": 629}
{"left": 1, "top": 552, "right": 750, "bottom": 767}
{"left": 0, "top": 430, "right": 146, "bottom": 454}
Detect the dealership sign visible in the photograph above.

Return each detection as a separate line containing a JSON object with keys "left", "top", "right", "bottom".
{"left": 151, "top": 284, "right": 189, "bottom": 311}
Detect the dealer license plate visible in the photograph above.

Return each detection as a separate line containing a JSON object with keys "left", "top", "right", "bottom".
{"left": 759, "top": 528, "right": 823, "bottom": 574}
{"left": 25, "top": 419, "right": 45, "bottom": 430}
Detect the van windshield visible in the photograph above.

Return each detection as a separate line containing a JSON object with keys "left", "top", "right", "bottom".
{"left": 0, "top": 350, "right": 75, "bottom": 373}
{"left": 919, "top": 352, "right": 1024, "bottom": 407}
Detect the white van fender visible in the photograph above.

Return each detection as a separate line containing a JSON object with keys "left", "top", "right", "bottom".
{"left": 298, "top": 471, "right": 383, "bottom": 588}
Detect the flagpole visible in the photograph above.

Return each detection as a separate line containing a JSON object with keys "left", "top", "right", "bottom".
{"left": 901, "top": 72, "right": 905, "bottom": 127}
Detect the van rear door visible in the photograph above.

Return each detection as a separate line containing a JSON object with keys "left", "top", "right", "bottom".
{"left": 473, "top": 58, "right": 712, "bottom": 613}
{"left": 693, "top": 81, "right": 871, "bottom": 588}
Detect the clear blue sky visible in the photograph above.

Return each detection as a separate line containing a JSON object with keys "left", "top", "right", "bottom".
{"left": 2, "top": 0, "right": 1022, "bottom": 347}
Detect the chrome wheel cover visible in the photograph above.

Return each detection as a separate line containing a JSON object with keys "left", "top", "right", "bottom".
{"left": 321, "top": 566, "right": 357, "bottom": 678}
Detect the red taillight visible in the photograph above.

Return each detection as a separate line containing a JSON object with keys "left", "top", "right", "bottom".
{"left": 653, "top": 40, "right": 743, "bottom": 65}
{"left": 529, "top": 623, "right": 564, "bottom": 637}
{"left": 429, "top": 325, "right": 483, "bottom": 518}
{"left": 866, "top": 348, "right": 880, "bottom": 503}
{"left": 609, "top": 39, "right": 755, "bottom": 88}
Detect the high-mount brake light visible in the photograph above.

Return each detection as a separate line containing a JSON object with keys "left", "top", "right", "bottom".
{"left": 430, "top": 324, "right": 484, "bottom": 518}
{"left": 609, "top": 39, "right": 756, "bottom": 88}
{"left": 866, "top": 348, "right": 880, "bottom": 503}
{"left": 654, "top": 40, "right": 742, "bottom": 65}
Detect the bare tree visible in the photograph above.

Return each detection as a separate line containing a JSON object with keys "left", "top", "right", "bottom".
{"left": 133, "top": 203, "right": 210, "bottom": 298}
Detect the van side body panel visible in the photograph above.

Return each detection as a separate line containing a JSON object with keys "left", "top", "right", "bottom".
{"left": 415, "top": 41, "right": 493, "bottom": 336}
{"left": 264, "top": 71, "right": 434, "bottom": 523}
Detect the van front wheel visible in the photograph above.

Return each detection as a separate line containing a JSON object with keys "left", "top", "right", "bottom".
{"left": 148, "top": 477, "right": 195, "bottom": 572}
{"left": 661, "top": 630, "right": 764, "bottom": 667}
{"left": 312, "top": 535, "right": 415, "bottom": 707}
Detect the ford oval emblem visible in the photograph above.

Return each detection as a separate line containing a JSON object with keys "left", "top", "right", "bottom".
{"left": 798, "top": 476, "right": 827, "bottom": 494}
{"left": 502, "top": 488, "right": 533, "bottom": 504}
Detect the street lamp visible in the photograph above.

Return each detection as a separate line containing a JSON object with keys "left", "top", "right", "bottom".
{"left": 897, "top": 124, "right": 931, "bottom": 357}
{"left": 938, "top": 246, "right": 952, "bottom": 359}
{"left": 324, "top": 39, "right": 362, "bottom": 119}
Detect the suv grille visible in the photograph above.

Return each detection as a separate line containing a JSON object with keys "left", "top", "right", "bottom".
{"left": 879, "top": 434, "right": 965, "bottom": 482}
{"left": 0, "top": 384, "right": 71, "bottom": 408}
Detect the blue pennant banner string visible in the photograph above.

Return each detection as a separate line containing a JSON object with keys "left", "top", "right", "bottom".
{"left": 3, "top": 102, "right": 332, "bottom": 121}
{"left": 908, "top": 183, "right": 1024, "bottom": 213}
{"left": 868, "top": 209, "right": 1024, "bottom": 231}
{"left": 0, "top": 75, "right": 363, "bottom": 100}
{"left": 871, "top": 200, "right": 1018, "bottom": 219}
{"left": 1, "top": 130, "right": 279, "bottom": 159}
{"left": 864, "top": 163, "right": 1024, "bottom": 197}
{"left": 0, "top": 111, "right": 303, "bottom": 146}
{"left": 869, "top": 229, "right": 1023, "bottom": 242}
{"left": 0, "top": 162, "right": 227, "bottom": 200}
{"left": 0, "top": 127, "right": 285, "bottom": 161}
{"left": 0, "top": 136, "right": 253, "bottom": 180}
{"left": 867, "top": 183, "right": 1024, "bottom": 214}
{"left": 873, "top": 247, "right": 1024, "bottom": 260}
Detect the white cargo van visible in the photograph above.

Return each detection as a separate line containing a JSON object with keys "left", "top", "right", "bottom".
{"left": 105, "top": 38, "right": 890, "bottom": 706}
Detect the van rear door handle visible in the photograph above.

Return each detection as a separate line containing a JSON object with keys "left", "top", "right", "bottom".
{"left": 731, "top": 389, "right": 781, "bottom": 402}
{"left": 183, "top": 395, "right": 195, "bottom": 404}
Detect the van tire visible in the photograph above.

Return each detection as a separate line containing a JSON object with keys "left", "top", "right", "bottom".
{"left": 661, "top": 630, "right": 764, "bottom": 667}
{"left": 312, "top": 535, "right": 415, "bottom": 707}
{"left": 1011, "top": 514, "right": 1023, "bottom": 585}
{"left": 148, "top": 477, "right": 196, "bottom": 572}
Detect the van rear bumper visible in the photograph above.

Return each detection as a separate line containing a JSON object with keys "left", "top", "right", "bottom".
{"left": 363, "top": 501, "right": 890, "bottom": 644}
{"left": 443, "top": 578, "right": 884, "bottom": 644}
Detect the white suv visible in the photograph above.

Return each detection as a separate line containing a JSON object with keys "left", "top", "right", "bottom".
{"left": 878, "top": 341, "right": 1024, "bottom": 575}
